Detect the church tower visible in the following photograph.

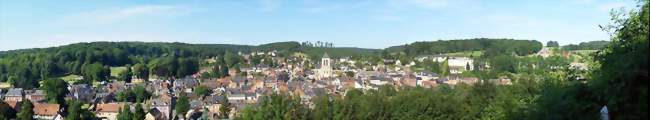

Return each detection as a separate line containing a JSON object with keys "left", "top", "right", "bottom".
{"left": 317, "top": 53, "right": 333, "bottom": 80}
{"left": 321, "top": 53, "right": 331, "bottom": 70}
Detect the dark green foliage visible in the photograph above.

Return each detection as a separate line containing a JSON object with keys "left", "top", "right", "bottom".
{"left": 18, "top": 99, "right": 34, "bottom": 120}
{"left": 118, "top": 64, "right": 133, "bottom": 82}
{"left": 42, "top": 78, "right": 69, "bottom": 105}
{"left": 238, "top": 83, "right": 537, "bottom": 120}
{"left": 194, "top": 86, "right": 210, "bottom": 98}
{"left": 237, "top": 93, "right": 309, "bottom": 120}
{"left": 0, "top": 101, "right": 17, "bottom": 119}
{"left": 134, "top": 103, "right": 146, "bottom": 120}
{"left": 82, "top": 62, "right": 110, "bottom": 83}
{"left": 133, "top": 85, "right": 152, "bottom": 103}
{"left": 387, "top": 38, "right": 542, "bottom": 56}
{"left": 546, "top": 41, "right": 560, "bottom": 47}
{"left": 116, "top": 89, "right": 136, "bottom": 102}
{"left": 66, "top": 100, "right": 97, "bottom": 120}
{"left": 117, "top": 104, "right": 133, "bottom": 120}
{"left": 219, "top": 95, "right": 231, "bottom": 119}
{"left": 132, "top": 63, "right": 149, "bottom": 81}
{"left": 562, "top": 41, "right": 610, "bottom": 50}
{"left": 175, "top": 93, "right": 191, "bottom": 115}
{"left": 590, "top": 1, "right": 648, "bottom": 119}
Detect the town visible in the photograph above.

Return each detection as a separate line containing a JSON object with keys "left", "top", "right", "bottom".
{"left": 0, "top": 0, "right": 647, "bottom": 120}
{"left": 0, "top": 41, "right": 592, "bottom": 120}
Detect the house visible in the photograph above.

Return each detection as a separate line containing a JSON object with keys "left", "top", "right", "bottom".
{"left": 26, "top": 90, "right": 46, "bottom": 103}
{"left": 151, "top": 98, "right": 172, "bottom": 120}
{"left": 95, "top": 103, "right": 127, "bottom": 120}
{"left": 33, "top": 103, "right": 61, "bottom": 120}
{"left": 145, "top": 108, "right": 166, "bottom": 120}
{"left": 428, "top": 56, "right": 475, "bottom": 74}
{"left": 4, "top": 88, "right": 24, "bottom": 102}
{"left": 68, "top": 84, "right": 96, "bottom": 103}
{"left": 536, "top": 47, "right": 552, "bottom": 57}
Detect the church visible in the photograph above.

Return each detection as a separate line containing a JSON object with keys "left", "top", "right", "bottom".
{"left": 315, "top": 53, "right": 333, "bottom": 80}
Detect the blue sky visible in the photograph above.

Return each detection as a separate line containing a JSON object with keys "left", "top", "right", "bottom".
{"left": 0, "top": 0, "right": 639, "bottom": 51}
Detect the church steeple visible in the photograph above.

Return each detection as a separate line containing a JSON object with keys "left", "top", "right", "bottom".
{"left": 321, "top": 53, "right": 331, "bottom": 69}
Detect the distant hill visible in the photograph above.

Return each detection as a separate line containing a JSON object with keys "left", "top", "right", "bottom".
{"left": 386, "top": 38, "right": 543, "bottom": 56}
{"left": 0, "top": 41, "right": 380, "bottom": 59}
{"left": 562, "top": 41, "right": 610, "bottom": 50}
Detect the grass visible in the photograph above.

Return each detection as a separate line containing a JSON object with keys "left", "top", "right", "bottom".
{"left": 447, "top": 51, "right": 483, "bottom": 57}
{"left": 110, "top": 66, "right": 127, "bottom": 77}
{"left": 571, "top": 50, "right": 598, "bottom": 55}
{"left": 59, "top": 74, "right": 83, "bottom": 84}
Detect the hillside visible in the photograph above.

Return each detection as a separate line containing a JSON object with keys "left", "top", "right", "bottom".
{"left": 386, "top": 38, "right": 543, "bottom": 56}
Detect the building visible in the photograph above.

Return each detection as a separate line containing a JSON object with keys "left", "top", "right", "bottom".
{"left": 4, "top": 88, "right": 24, "bottom": 102}
{"left": 315, "top": 53, "right": 333, "bottom": 80}
{"left": 95, "top": 103, "right": 127, "bottom": 120}
{"left": 26, "top": 90, "right": 46, "bottom": 103}
{"left": 432, "top": 57, "right": 474, "bottom": 74}
{"left": 33, "top": 103, "right": 62, "bottom": 120}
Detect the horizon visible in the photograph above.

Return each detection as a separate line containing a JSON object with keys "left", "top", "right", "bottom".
{"left": 0, "top": 0, "right": 637, "bottom": 51}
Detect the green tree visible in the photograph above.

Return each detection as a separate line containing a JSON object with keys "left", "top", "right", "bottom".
{"left": 0, "top": 101, "right": 17, "bottom": 119}
{"left": 440, "top": 58, "right": 450, "bottom": 77}
{"left": 219, "top": 95, "right": 231, "bottom": 119}
{"left": 133, "top": 85, "right": 151, "bottom": 103}
{"left": 591, "top": 1, "right": 648, "bottom": 119}
{"left": 132, "top": 63, "right": 149, "bottom": 81}
{"left": 18, "top": 99, "right": 34, "bottom": 120}
{"left": 118, "top": 64, "right": 133, "bottom": 83}
{"left": 41, "top": 78, "right": 69, "bottom": 105}
{"left": 546, "top": 41, "right": 560, "bottom": 47}
{"left": 133, "top": 103, "right": 146, "bottom": 120}
{"left": 65, "top": 100, "right": 97, "bottom": 120}
{"left": 117, "top": 104, "right": 133, "bottom": 120}
{"left": 175, "top": 93, "right": 191, "bottom": 116}
{"left": 194, "top": 86, "right": 210, "bottom": 99}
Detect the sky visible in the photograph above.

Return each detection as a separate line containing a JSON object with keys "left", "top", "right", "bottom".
{"left": 0, "top": 0, "right": 639, "bottom": 51}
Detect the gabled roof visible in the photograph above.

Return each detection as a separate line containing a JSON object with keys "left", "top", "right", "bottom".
{"left": 95, "top": 103, "right": 126, "bottom": 113}
{"left": 323, "top": 52, "right": 330, "bottom": 58}
{"left": 34, "top": 103, "right": 60, "bottom": 116}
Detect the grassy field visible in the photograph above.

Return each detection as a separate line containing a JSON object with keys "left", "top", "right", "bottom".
{"left": 110, "top": 66, "right": 127, "bottom": 77}
{"left": 59, "top": 74, "right": 83, "bottom": 84}
{"left": 447, "top": 51, "right": 483, "bottom": 57}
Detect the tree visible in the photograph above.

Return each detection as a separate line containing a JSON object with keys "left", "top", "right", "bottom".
{"left": 82, "top": 62, "right": 110, "bottom": 83}
{"left": 175, "top": 93, "right": 190, "bottom": 116}
{"left": 117, "top": 104, "right": 133, "bottom": 120}
{"left": 590, "top": 2, "right": 649, "bottom": 119}
{"left": 116, "top": 89, "right": 136, "bottom": 102}
{"left": 133, "top": 103, "right": 146, "bottom": 120}
{"left": 132, "top": 63, "right": 149, "bottom": 81}
{"left": 194, "top": 86, "right": 210, "bottom": 99}
{"left": 224, "top": 52, "right": 239, "bottom": 67}
{"left": 65, "top": 100, "right": 97, "bottom": 120}
{"left": 0, "top": 101, "right": 17, "bottom": 119}
{"left": 219, "top": 95, "right": 231, "bottom": 119}
{"left": 546, "top": 41, "right": 559, "bottom": 47}
{"left": 42, "top": 78, "right": 69, "bottom": 105}
{"left": 133, "top": 85, "right": 151, "bottom": 103}
{"left": 440, "top": 58, "right": 450, "bottom": 77}
{"left": 118, "top": 64, "right": 133, "bottom": 83}
{"left": 18, "top": 99, "right": 34, "bottom": 120}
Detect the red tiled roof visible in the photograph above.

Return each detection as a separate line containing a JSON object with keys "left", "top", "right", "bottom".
{"left": 95, "top": 103, "right": 126, "bottom": 113}
{"left": 34, "top": 103, "right": 60, "bottom": 116}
